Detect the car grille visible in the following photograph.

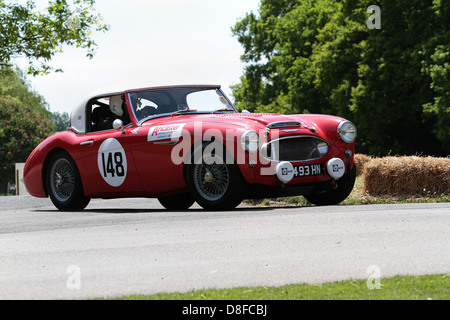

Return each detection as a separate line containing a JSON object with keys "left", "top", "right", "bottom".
{"left": 262, "top": 136, "right": 329, "bottom": 162}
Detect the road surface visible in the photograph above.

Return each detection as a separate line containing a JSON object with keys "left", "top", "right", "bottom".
{"left": 0, "top": 196, "right": 449, "bottom": 299}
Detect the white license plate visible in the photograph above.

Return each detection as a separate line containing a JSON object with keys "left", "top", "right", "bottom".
{"left": 293, "top": 164, "right": 322, "bottom": 177}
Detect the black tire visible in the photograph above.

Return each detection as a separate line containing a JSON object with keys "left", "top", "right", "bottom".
{"left": 304, "top": 165, "right": 356, "bottom": 206}
{"left": 157, "top": 192, "right": 195, "bottom": 210}
{"left": 186, "top": 144, "right": 246, "bottom": 211}
{"left": 46, "top": 151, "right": 90, "bottom": 211}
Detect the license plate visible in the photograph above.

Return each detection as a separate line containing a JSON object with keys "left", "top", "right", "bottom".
{"left": 293, "top": 164, "right": 322, "bottom": 177}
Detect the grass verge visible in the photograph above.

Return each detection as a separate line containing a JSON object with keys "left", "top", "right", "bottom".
{"left": 113, "top": 274, "right": 449, "bottom": 300}
{"left": 243, "top": 177, "right": 450, "bottom": 207}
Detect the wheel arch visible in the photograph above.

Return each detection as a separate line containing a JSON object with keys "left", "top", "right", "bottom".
{"left": 181, "top": 138, "right": 245, "bottom": 186}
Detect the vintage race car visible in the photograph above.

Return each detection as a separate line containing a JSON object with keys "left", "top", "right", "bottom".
{"left": 24, "top": 84, "right": 357, "bottom": 211}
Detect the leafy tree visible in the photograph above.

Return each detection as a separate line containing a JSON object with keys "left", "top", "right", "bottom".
{"left": 0, "top": 96, "right": 54, "bottom": 191}
{"left": 0, "top": 66, "right": 47, "bottom": 106}
{"left": 0, "top": 65, "right": 55, "bottom": 191}
{"left": 50, "top": 111, "right": 70, "bottom": 131}
{"left": 232, "top": 0, "right": 448, "bottom": 156}
{"left": 0, "top": 0, "right": 109, "bottom": 75}
{"left": 420, "top": 0, "right": 450, "bottom": 151}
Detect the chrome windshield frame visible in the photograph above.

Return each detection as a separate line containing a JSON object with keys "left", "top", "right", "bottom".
{"left": 127, "top": 87, "right": 237, "bottom": 125}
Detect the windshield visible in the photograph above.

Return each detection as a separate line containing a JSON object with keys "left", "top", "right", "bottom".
{"left": 128, "top": 87, "right": 236, "bottom": 123}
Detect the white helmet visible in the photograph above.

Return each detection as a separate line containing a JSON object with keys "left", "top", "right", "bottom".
{"left": 110, "top": 95, "right": 124, "bottom": 117}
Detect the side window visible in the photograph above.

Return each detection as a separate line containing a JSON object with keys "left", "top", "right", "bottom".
{"left": 89, "top": 98, "right": 114, "bottom": 132}
{"left": 89, "top": 95, "right": 131, "bottom": 132}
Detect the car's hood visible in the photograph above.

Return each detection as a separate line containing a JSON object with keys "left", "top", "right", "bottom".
{"left": 142, "top": 113, "right": 315, "bottom": 129}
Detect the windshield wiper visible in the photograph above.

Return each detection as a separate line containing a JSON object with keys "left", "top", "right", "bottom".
{"left": 212, "top": 108, "right": 236, "bottom": 114}
{"left": 171, "top": 109, "right": 197, "bottom": 116}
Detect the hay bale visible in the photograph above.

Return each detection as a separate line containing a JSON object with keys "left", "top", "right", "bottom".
{"left": 363, "top": 156, "right": 450, "bottom": 197}
{"left": 354, "top": 154, "right": 373, "bottom": 176}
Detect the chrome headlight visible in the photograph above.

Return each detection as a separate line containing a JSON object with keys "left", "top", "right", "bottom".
{"left": 241, "top": 130, "right": 260, "bottom": 153}
{"left": 337, "top": 121, "right": 357, "bottom": 143}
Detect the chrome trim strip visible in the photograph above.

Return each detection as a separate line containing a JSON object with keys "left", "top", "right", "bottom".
{"left": 80, "top": 140, "right": 94, "bottom": 146}
{"left": 153, "top": 141, "right": 179, "bottom": 145}
{"left": 266, "top": 121, "right": 300, "bottom": 128}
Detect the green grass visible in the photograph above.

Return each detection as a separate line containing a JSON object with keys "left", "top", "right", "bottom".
{"left": 112, "top": 274, "right": 449, "bottom": 300}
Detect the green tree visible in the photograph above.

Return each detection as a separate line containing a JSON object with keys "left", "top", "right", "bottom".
{"left": 0, "top": 0, "right": 109, "bottom": 75}
{"left": 0, "top": 65, "right": 55, "bottom": 191}
{"left": 0, "top": 96, "right": 54, "bottom": 191}
{"left": 50, "top": 111, "right": 70, "bottom": 131}
{"left": 420, "top": 0, "right": 450, "bottom": 151}
{"left": 0, "top": 66, "right": 47, "bottom": 106}
{"left": 232, "top": 0, "right": 448, "bottom": 156}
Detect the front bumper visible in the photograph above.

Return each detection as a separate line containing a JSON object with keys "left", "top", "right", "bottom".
{"left": 236, "top": 144, "right": 355, "bottom": 188}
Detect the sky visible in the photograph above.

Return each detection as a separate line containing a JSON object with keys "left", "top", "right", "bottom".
{"left": 23, "top": 0, "right": 261, "bottom": 114}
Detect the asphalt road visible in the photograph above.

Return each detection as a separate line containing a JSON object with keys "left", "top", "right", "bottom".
{"left": 0, "top": 195, "right": 449, "bottom": 300}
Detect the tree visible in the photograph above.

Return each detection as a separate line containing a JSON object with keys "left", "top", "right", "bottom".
{"left": 0, "top": 96, "right": 55, "bottom": 191}
{"left": 0, "top": 65, "right": 55, "bottom": 191}
{"left": 420, "top": 0, "right": 450, "bottom": 151}
{"left": 50, "top": 110, "right": 70, "bottom": 131}
{"left": 0, "top": 66, "right": 47, "bottom": 106}
{"left": 0, "top": 0, "right": 109, "bottom": 75}
{"left": 232, "top": 0, "right": 448, "bottom": 156}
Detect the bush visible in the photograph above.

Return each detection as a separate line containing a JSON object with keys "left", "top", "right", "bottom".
{"left": 0, "top": 96, "right": 54, "bottom": 191}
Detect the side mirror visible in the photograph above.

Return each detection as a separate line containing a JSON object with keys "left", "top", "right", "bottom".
{"left": 241, "top": 110, "right": 250, "bottom": 113}
{"left": 113, "top": 119, "right": 124, "bottom": 132}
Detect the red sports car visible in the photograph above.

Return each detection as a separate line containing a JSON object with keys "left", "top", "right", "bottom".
{"left": 24, "top": 85, "right": 357, "bottom": 211}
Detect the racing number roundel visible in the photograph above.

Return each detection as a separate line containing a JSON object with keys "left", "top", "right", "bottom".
{"left": 97, "top": 138, "right": 127, "bottom": 187}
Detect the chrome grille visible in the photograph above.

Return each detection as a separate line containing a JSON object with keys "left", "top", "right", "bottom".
{"left": 262, "top": 136, "right": 329, "bottom": 162}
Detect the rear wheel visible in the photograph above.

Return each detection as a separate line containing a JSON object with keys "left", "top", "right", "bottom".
{"left": 186, "top": 144, "right": 245, "bottom": 211}
{"left": 157, "top": 192, "right": 195, "bottom": 210}
{"left": 46, "top": 151, "right": 90, "bottom": 211}
{"left": 304, "top": 165, "right": 356, "bottom": 206}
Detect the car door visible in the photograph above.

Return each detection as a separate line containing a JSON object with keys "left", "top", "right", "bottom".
{"left": 76, "top": 127, "right": 145, "bottom": 198}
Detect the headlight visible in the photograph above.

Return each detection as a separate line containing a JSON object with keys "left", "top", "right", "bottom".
{"left": 337, "top": 121, "right": 357, "bottom": 143}
{"left": 241, "top": 130, "right": 260, "bottom": 153}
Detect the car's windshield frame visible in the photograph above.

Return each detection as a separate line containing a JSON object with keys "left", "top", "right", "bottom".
{"left": 127, "top": 87, "right": 237, "bottom": 125}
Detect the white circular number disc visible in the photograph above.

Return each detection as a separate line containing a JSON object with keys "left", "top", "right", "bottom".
{"left": 97, "top": 138, "right": 127, "bottom": 187}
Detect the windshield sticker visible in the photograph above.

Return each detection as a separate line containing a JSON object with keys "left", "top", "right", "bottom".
{"left": 97, "top": 138, "right": 127, "bottom": 187}
{"left": 148, "top": 123, "right": 186, "bottom": 142}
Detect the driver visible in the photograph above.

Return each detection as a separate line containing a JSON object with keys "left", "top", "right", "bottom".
{"left": 110, "top": 95, "right": 130, "bottom": 125}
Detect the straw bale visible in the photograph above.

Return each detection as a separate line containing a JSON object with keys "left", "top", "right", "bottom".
{"left": 363, "top": 156, "right": 450, "bottom": 197}
{"left": 354, "top": 154, "right": 373, "bottom": 176}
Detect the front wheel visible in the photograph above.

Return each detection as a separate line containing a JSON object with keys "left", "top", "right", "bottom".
{"left": 186, "top": 146, "right": 245, "bottom": 211}
{"left": 304, "top": 165, "right": 356, "bottom": 206}
{"left": 46, "top": 151, "right": 90, "bottom": 211}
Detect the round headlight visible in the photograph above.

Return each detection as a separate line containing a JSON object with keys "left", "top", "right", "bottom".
{"left": 241, "top": 130, "right": 260, "bottom": 153}
{"left": 337, "top": 121, "right": 357, "bottom": 143}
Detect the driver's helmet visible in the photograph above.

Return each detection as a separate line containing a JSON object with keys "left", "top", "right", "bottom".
{"left": 110, "top": 95, "right": 124, "bottom": 117}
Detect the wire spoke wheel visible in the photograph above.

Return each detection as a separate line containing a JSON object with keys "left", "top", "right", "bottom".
{"left": 49, "top": 158, "right": 76, "bottom": 202}
{"left": 186, "top": 144, "right": 246, "bottom": 211}
{"left": 46, "top": 151, "right": 90, "bottom": 211}
{"left": 193, "top": 162, "right": 230, "bottom": 202}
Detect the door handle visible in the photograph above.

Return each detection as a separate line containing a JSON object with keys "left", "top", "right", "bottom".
{"left": 80, "top": 140, "right": 94, "bottom": 146}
